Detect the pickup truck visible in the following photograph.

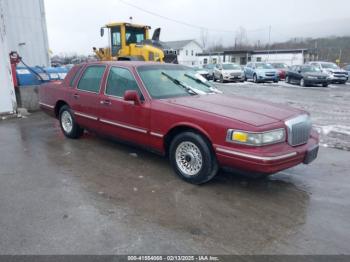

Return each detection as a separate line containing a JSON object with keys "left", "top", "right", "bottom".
{"left": 39, "top": 61, "right": 319, "bottom": 184}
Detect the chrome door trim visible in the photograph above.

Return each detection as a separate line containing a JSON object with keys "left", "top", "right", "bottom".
{"left": 74, "top": 111, "right": 98, "bottom": 121}
{"left": 39, "top": 102, "right": 54, "bottom": 109}
{"left": 150, "top": 132, "right": 164, "bottom": 138}
{"left": 99, "top": 118, "right": 148, "bottom": 134}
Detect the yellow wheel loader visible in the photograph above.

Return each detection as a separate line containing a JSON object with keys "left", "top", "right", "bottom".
{"left": 93, "top": 22, "right": 178, "bottom": 63}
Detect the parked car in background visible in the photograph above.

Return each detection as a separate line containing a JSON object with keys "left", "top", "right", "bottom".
{"left": 343, "top": 65, "right": 350, "bottom": 81}
{"left": 192, "top": 66, "right": 210, "bottom": 80}
{"left": 39, "top": 62, "right": 319, "bottom": 184}
{"left": 308, "top": 61, "right": 348, "bottom": 84}
{"left": 270, "top": 63, "right": 289, "bottom": 80}
{"left": 244, "top": 62, "right": 279, "bottom": 83}
{"left": 213, "top": 63, "right": 245, "bottom": 83}
{"left": 202, "top": 64, "right": 215, "bottom": 80}
{"left": 286, "top": 65, "right": 329, "bottom": 87}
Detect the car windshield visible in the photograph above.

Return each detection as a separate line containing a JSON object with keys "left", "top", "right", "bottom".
{"left": 272, "top": 63, "right": 288, "bottom": 68}
{"left": 321, "top": 63, "right": 339, "bottom": 69}
{"left": 301, "top": 66, "right": 321, "bottom": 72}
{"left": 137, "top": 65, "right": 215, "bottom": 99}
{"left": 222, "top": 64, "right": 240, "bottom": 70}
{"left": 256, "top": 63, "right": 274, "bottom": 69}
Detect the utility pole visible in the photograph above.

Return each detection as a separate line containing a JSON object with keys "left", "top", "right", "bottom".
{"left": 267, "top": 25, "right": 271, "bottom": 62}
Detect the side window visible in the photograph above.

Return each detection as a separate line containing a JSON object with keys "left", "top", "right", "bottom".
{"left": 77, "top": 66, "right": 106, "bottom": 93}
{"left": 105, "top": 67, "right": 141, "bottom": 97}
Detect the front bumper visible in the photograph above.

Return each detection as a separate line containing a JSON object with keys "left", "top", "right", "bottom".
{"left": 214, "top": 130, "right": 319, "bottom": 174}
{"left": 258, "top": 75, "right": 279, "bottom": 82}
{"left": 305, "top": 78, "right": 328, "bottom": 85}
{"left": 223, "top": 75, "right": 245, "bottom": 81}
{"left": 327, "top": 75, "right": 348, "bottom": 83}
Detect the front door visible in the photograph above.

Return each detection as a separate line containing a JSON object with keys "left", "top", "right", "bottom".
{"left": 70, "top": 65, "right": 107, "bottom": 129}
{"left": 98, "top": 66, "right": 150, "bottom": 146}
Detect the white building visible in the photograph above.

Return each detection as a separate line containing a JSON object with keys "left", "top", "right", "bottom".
{"left": 1, "top": 0, "right": 50, "bottom": 67}
{"left": 0, "top": 2, "right": 16, "bottom": 115}
{"left": 163, "top": 40, "right": 203, "bottom": 66}
{"left": 196, "top": 49, "right": 317, "bottom": 66}
{"left": 250, "top": 49, "right": 317, "bottom": 66}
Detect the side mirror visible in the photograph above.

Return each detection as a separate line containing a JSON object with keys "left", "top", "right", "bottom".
{"left": 124, "top": 90, "right": 141, "bottom": 105}
{"left": 100, "top": 28, "right": 104, "bottom": 37}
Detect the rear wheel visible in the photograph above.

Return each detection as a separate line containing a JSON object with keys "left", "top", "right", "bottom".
{"left": 169, "top": 132, "right": 218, "bottom": 184}
{"left": 59, "top": 105, "right": 84, "bottom": 139}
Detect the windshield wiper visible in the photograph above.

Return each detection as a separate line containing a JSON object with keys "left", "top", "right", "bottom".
{"left": 184, "top": 73, "right": 222, "bottom": 94}
{"left": 161, "top": 72, "right": 206, "bottom": 95}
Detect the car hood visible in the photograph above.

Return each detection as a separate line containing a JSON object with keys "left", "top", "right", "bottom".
{"left": 223, "top": 69, "right": 243, "bottom": 74}
{"left": 255, "top": 68, "right": 277, "bottom": 74}
{"left": 165, "top": 94, "right": 302, "bottom": 127}
{"left": 303, "top": 72, "right": 328, "bottom": 77}
{"left": 323, "top": 68, "right": 347, "bottom": 73}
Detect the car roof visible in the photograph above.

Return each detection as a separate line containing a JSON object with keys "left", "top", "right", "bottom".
{"left": 76, "top": 61, "right": 184, "bottom": 69}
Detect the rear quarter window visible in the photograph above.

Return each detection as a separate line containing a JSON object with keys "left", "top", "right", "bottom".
{"left": 69, "top": 65, "right": 83, "bottom": 87}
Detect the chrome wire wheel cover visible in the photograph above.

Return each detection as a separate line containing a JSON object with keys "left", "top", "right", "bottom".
{"left": 175, "top": 141, "right": 203, "bottom": 176}
{"left": 61, "top": 111, "right": 73, "bottom": 133}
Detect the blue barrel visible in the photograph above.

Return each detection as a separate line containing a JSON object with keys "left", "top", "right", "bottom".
{"left": 16, "top": 66, "right": 49, "bottom": 86}
{"left": 44, "top": 67, "right": 69, "bottom": 80}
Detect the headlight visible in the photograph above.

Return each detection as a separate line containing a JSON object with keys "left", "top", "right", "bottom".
{"left": 227, "top": 129, "right": 286, "bottom": 146}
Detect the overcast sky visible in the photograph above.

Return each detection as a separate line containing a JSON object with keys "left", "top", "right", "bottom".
{"left": 44, "top": 0, "right": 350, "bottom": 55}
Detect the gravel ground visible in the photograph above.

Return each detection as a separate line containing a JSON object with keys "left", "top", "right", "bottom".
{"left": 214, "top": 80, "right": 350, "bottom": 151}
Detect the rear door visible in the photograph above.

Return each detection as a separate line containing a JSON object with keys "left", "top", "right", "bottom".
{"left": 70, "top": 65, "right": 107, "bottom": 129}
{"left": 98, "top": 66, "right": 151, "bottom": 146}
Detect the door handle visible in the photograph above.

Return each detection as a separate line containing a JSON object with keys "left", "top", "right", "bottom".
{"left": 100, "top": 100, "right": 111, "bottom": 105}
{"left": 73, "top": 93, "right": 79, "bottom": 99}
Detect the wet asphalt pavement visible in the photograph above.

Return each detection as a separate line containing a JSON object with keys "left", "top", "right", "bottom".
{"left": 0, "top": 83, "right": 350, "bottom": 254}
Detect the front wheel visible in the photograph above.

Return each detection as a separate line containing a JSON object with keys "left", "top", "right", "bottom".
{"left": 59, "top": 105, "right": 84, "bottom": 139}
{"left": 286, "top": 76, "right": 290, "bottom": 83}
{"left": 322, "top": 83, "right": 328, "bottom": 87}
{"left": 253, "top": 74, "right": 258, "bottom": 83}
{"left": 169, "top": 132, "right": 219, "bottom": 184}
{"left": 220, "top": 75, "right": 224, "bottom": 83}
{"left": 300, "top": 78, "right": 307, "bottom": 87}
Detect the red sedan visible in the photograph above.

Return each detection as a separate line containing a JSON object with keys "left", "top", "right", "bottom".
{"left": 39, "top": 62, "right": 319, "bottom": 184}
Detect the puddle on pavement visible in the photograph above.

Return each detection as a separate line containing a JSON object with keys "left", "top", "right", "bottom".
{"left": 42, "top": 130, "right": 310, "bottom": 253}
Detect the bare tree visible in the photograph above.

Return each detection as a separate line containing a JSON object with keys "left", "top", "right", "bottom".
{"left": 199, "top": 28, "right": 209, "bottom": 51}
{"left": 234, "top": 26, "right": 248, "bottom": 49}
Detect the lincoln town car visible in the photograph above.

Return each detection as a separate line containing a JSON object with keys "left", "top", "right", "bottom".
{"left": 39, "top": 62, "right": 319, "bottom": 184}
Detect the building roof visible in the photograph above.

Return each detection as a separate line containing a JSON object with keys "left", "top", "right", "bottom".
{"left": 162, "top": 39, "right": 202, "bottom": 50}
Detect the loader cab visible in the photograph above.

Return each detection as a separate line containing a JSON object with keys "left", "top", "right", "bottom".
{"left": 102, "top": 23, "right": 150, "bottom": 56}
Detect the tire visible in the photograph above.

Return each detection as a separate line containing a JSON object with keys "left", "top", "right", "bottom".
{"left": 59, "top": 105, "right": 84, "bottom": 139}
{"left": 169, "top": 132, "right": 219, "bottom": 184}
{"left": 253, "top": 74, "right": 258, "bottom": 83}
{"left": 286, "top": 76, "right": 290, "bottom": 83}
{"left": 220, "top": 75, "right": 224, "bottom": 83}
{"left": 322, "top": 83, "right": 328, "bottom": 87}
{"left": 213, "top": 74, "right": 216, "bottom": 82}
{"left": 300, "top": 78, "right": 306, "bottom": 87}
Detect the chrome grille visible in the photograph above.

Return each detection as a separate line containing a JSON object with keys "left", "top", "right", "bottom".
{"left": 285, "top": 115, "right": 312, "bottom": 146}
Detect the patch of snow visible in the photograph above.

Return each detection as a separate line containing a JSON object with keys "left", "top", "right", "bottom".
{"left": 314, "top": 125, "right": 350, "bottom": 136}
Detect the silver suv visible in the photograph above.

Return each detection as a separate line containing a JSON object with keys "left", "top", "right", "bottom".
{"left": 213, "top": 63, "right": 245, "bottom": 83}
{"left": 308, "top": 61, "right": 349, "bottom": 84}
